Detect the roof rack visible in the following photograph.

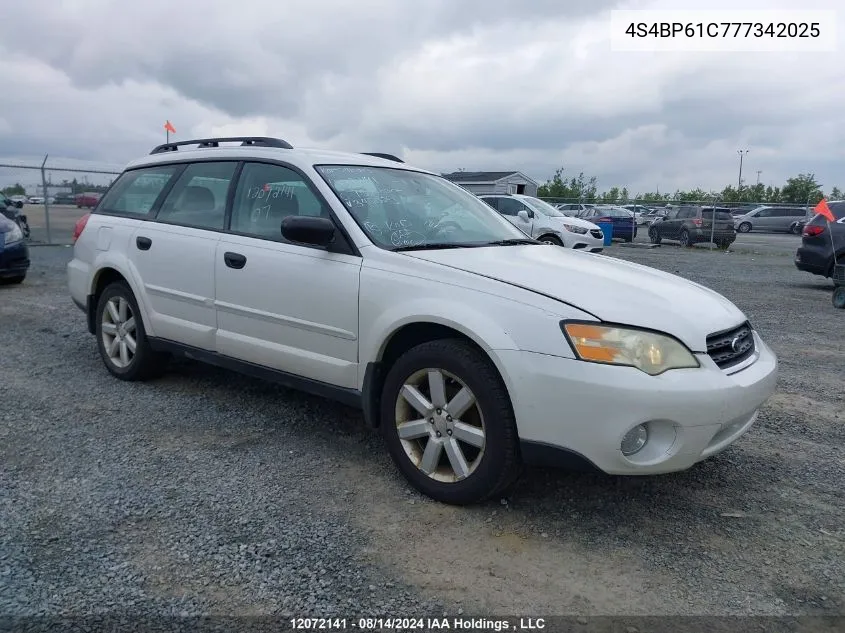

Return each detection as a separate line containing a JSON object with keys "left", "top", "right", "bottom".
{"left": 150, "top": 136, "right": 293, "bottom": 155}
{"left": 360, "top": 152, "right": 404, "bottom": 163}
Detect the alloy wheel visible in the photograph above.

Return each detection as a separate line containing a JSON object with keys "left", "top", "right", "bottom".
{"left": 394, "top": 368, "right": 485, "bottom": 482}
{"left": 101, "top": 296, "right": 137, "bottom": 368}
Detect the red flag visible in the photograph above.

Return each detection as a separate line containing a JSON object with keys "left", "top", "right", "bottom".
{"left": 164, "top": 120, "right": 176, "bottom": 134}
{"left": 815, "top": 198, "right": 835, "bottom": 222}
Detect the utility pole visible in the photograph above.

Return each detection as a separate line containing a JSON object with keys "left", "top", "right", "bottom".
{"left": 756, "top": 170, "right": 762, "bottom": 185}
{"left": 737, "top": 149, "right": 748, "bottom": 191}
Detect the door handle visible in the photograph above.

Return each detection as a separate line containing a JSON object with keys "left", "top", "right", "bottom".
{"left": 224, "top": 251, "right": 247, "bottom": 269}
{"left": 136, "top": 236, "right": 152, "bottom": 250}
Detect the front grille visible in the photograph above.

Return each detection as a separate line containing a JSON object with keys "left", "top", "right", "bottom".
{"left": 706, "top": 321, "right": 755, "bottom": 370}
{"left": 590, "top": 229, "right": 603, "bottom": 239}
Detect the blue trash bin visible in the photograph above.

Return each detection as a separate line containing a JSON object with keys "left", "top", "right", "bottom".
{"left": 597, "top": 222, "right": 613, "bottom": 246}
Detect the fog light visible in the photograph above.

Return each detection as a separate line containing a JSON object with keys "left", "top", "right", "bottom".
{"left": 621, "top": 424, "right": 648, "bottom": 456}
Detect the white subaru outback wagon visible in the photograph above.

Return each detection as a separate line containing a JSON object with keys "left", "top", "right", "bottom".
{"left": 68, "top": 137, "right": 778, "bottom": 505}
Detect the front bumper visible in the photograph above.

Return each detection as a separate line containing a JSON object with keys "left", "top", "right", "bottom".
{"left": 0, "top": 239, "right": 30, "bottom": 277}
{"left": 568, "top": 231, "right": 604, "bottom": 253}
{"left": 498, "top": 330, "right": 778, "bottom": 475}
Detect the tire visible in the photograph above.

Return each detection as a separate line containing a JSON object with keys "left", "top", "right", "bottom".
{"left": 1, "top": 275, "right": 25, "bottom": 285}
{"left": 648, "top": 228, "right": 662, "bottom": 244}
{"left": 379, "top": 339, "right": 521, "bottom": 505}
{"left": 790, "top": 223, "right": 803, "bottom": 235}
{"left": 539, "top": 234, "right": 563, "bottom": 246}
{"left": 737, "top": 222, "right": 752, "bottom": 233}
{"left": 95, "top": 281, "right": 168, "bottom": 381}
{"left": 833, "top": 286, "right": 845, "bottom": 309}
{"left": 716, "top": 239, "right": 731, "bottom": 250}
{"left": 679, "top": 229, "right": 693, "bottom": 247}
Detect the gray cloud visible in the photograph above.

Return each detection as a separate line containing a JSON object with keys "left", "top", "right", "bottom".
{"left": 1, "top": 0, "right": 843, "bottom": 194}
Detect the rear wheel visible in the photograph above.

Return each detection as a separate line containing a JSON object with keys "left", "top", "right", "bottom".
{"left": 95, "top": 281, "right": 168, "bottom": 381}
{"left": 715, "top": 239, "right": 731, "bottom": 250}
{"left": 737, "top": 222, "right": 752, "bottom": 233}
{"left": 790, "top": 222, "right": 803, "bottom": 235}
{"left": 833, "top": 286, "right": 845, "bottom": 309}
{"left": 648, "top": 227, "right": 662, "bottom": 244}
{"left": 379, "top": 339, "right": 521, "bottom": 505}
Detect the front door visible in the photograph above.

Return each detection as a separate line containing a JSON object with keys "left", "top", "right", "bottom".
{"left": 498, "top": 197, "right": 534, "bottom": 237}
{"left": 214, "top": 161, "right": 362, "bottom": 389}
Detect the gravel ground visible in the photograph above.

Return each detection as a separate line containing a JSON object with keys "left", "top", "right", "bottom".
{"left": 0, "top": 243, "right": 843, "bottom": 624}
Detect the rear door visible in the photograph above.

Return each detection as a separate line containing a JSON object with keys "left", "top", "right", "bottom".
{"left": 701, "top": 208, "right": 734, "bottom": 234}
{"left": 129, "top": 161, "right": 238, "bottom": 350}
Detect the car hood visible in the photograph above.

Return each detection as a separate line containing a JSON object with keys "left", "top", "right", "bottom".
{"left": 548, "top": 216, "right": 600, "bottom": 230}
{"left": 404, "top": 246, "right": 746, "bottom": 352}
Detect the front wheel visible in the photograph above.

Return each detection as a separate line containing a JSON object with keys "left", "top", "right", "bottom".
{"left": 833, "top": 286, "right": 845, "bottom": 309}
{"left": 648, "top": 228, "right": 662, "bottom": 244}
{"left": 379, "top": 339, "right": 521, "bottom": 505}
{"left": 95, "top": 281, "right": 168, "bottom": 381}
{"left": 539, "top": 234, "right": 563, "bottom": 246}
{"left": 737, "top": 222, "right": 752, "bottom": 233}
{"left": 679, "top": 229, "right": 693, "bottom": 247}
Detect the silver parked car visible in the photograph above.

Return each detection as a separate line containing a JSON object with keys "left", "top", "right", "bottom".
{"left": 734, "top": 206, "right": 810, "bottom": 233}
{"left": 480, "top": 194, "right": 605, "bottom": 252}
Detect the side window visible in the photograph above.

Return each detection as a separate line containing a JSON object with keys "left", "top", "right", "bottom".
{"left": 231, "top": 162, "right": 329, "bottom": 240}
{"left": 481, "top": 197, "right": 500, "bottom": 211}
{"left": 155, "top": 162, "right": 237, "bottom": 230}
{"left": 756, "top": 208, "right": 771, "bottom": 217}
{"left": 97, "top": 166, "right": 180, "bottom": 217}
{"left": 498, "top": 198, "right": 523, "bottom": 216}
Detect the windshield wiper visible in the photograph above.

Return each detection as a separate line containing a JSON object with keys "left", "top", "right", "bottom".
{"left": 481, "top": 238, "right": 541, "bottom": 246}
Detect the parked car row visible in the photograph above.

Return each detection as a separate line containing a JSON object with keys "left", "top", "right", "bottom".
{"left": 1, "top": 192, "right": 104, "bottom": 207}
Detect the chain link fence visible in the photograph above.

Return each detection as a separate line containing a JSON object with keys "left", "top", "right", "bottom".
{"left": 0, "top": 156, "right": 121, "bottom": 244}
{"left": 537, "top": 197, "right": 812, "bottom": 210}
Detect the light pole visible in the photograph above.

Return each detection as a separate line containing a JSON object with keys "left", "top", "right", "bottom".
{"left": 737, "top": 149, "right": 749, "bottom": 191}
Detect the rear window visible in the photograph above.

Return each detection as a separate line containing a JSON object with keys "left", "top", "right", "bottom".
{"left": 701, "top": 210, "right": 733, "bottom": 221}
{"left": 98, "top": 166, "right": 180, "bottom": 216}
{"left": 828, "top": 201, "right": 845, "bottom": 220}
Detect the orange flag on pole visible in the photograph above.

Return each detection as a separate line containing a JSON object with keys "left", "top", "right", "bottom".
{"left": 814, "top": 198, "right": 835, "bottom": 222}
{"left": 164, "top": 120, "right": 176, "bottom": 134}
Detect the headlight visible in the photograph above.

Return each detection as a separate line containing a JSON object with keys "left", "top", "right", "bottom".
{"left": 4, "top": 223, "right": 23, "bottom": 245}
{"left": 562, "top": 224, "right": 588, "bottom": 234}
{"left": 561, "top": 322, "right": 700, "bottom": 375}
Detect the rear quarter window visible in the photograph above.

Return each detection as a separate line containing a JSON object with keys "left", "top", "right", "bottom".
{"left": 97, "top": 166, "right": 181, "bottom": 217}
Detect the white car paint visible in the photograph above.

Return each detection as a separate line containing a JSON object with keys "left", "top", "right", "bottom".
{"left": 68, "top": 143, "right": 778, "bottom": 488}
{"left": 480, "top": 194, "right": 605, "bottom": 252}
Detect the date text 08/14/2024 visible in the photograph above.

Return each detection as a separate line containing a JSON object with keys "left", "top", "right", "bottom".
{"left": 290, "top": 617, "right": 547, "bottom": 630}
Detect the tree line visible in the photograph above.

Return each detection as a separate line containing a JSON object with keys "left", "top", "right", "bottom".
{"left": 537, "top": 168, "right": 841, "bottom": 205}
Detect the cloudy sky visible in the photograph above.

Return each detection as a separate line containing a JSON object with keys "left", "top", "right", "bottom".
{"left": 0, "top": 0, "right": 842, "bottom": 195}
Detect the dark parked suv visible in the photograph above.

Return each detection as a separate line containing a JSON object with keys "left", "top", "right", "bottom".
{"left": 795, "top": 201, "right": 845, "bottom": 278}
{"left": 649, "top": 206, "right": 736, "bottom": 248}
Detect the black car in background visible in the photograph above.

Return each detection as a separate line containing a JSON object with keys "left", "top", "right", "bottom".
{"left": 795, "top": 201, "right": 845, "bottom": 279}
{"left": 0, "top": 211, "right": 30, "bottom": 284}
{"left": 649, "top": 205, "right": 736, "bottom": 248}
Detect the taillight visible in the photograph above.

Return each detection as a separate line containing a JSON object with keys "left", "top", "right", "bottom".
{"left": 72, "top": 213, "right": 91, "bottom": 243}
{"left": 692, "top": 218, "right": 702, "bottom": 226}
{"left": 802, "top": 224, "right": 824, "bottom": 237}
{"left": 597, "top": 217, "right": 612, "bottom": 223}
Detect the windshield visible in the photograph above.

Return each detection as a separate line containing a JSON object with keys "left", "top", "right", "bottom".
{"left": 315, "top": 165, "right": 531, "bottom": 249}
{"left": 521, "top": 196, "right": 567, "bottom": 217}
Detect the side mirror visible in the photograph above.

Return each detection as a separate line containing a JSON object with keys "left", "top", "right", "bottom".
{"left": 281, "top": 216, "right": 336, "bottom": 247}
{"left": 517, "top": 210, "right": 530, "bottom": 221}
